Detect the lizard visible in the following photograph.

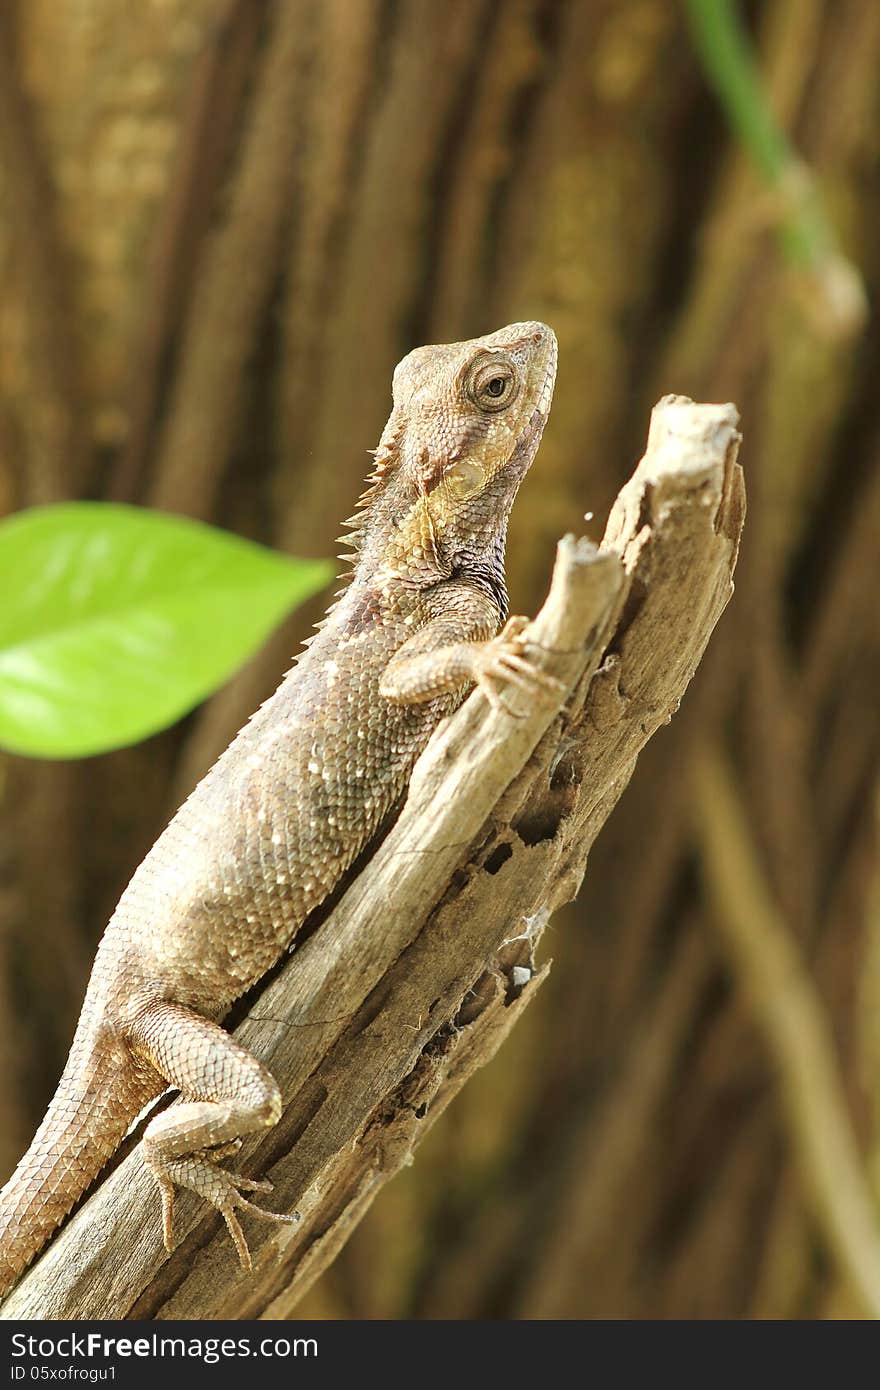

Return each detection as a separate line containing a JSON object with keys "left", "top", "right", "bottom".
{"left": 0, "top": 320, "right": 558, "bottom": 1297}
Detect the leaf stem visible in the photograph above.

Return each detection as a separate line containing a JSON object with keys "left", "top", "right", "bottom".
{"left": 684, "top": 0, "right": 867, "bottom": 334}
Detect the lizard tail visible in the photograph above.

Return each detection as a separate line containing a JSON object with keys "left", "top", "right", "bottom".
{"left": 0, "top": 1033, "right": 157, "bottom": 1299}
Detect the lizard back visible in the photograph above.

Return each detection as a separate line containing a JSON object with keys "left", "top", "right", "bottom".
{"left": 106, "top": 577, "right": 468, "bottom": 1011}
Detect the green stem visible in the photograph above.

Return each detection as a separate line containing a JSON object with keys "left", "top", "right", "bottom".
{"left": 683, "top": 0, "right": 827, "bottom": 266}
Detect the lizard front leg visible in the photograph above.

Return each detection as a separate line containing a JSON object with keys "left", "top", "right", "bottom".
{"left": 380, "top": 606, "right": 563, "bottom": 715}
{"left": 126, "top": 1002, "right": 296, "bottom": 1269}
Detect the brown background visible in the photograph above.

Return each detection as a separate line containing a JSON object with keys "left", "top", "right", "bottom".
{"left": 0, "top": 0, "right": 878, "bottom": 1318}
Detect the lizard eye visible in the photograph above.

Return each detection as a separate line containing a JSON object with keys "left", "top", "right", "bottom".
{"left": 466, "top": 355, "right": 520, "bottom": 413}
{"left": 444, "top": 459, "right": 485, "bottom": 498}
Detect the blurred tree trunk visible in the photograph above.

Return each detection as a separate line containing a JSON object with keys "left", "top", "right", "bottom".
{"left": 0, "top": 0, "right": 878, "bottom": 1318}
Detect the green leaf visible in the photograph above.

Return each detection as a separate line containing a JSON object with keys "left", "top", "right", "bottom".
{"left": 0, "top": 504, "right": 334, "bottom": 759}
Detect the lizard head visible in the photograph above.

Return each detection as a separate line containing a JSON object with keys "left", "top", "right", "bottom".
{"left": 346, "top": 321, "right": 557, "bottom": 595}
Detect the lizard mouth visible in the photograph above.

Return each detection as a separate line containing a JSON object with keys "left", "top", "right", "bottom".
{"left": 533, "top": 329, "right": 558, "bottom": 418}
{"left": 502, "top": 401, "right": 552, "bottom": 489}
{"left": 513, "top": 327, "right": 557, "bottom": 462}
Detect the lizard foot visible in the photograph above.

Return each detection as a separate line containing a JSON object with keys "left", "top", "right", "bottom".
{"left": 477, "top": 616, "right": 566, "bottom": 718}
{"left": 158, "top": 1154, "right": 299, "bottom": 1270}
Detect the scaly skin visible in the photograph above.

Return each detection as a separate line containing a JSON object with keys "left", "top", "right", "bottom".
{"left": 0, "top": 321, "right": 557, "bottom": 1294}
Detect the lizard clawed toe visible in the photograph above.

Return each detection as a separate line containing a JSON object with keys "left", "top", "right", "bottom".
{"left": 157, "top": 1175, "right": 177, "bottom": 1253}
{"left": 217, "top": 1184, "right": 300, "bottom": 1273}
{"left": 497, "top": 614, "right": 530, "bottom": 642}
{"left": 157, "top": 1154, "right": 298, "bottom": 1267}
{"left": 495, "top": 653, "right": 565, "bottom": 695}
{"left": 482, "top": 679, "right": 524, "bottom": 719}
{"left": 476, "top": 617, "right": 566, "bottom": 716}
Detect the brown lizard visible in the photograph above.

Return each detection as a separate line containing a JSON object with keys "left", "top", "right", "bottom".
{"left": 0, "top": 320, "right": 558, "bottom": 1297}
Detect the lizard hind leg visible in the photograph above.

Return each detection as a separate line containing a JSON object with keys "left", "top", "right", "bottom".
{"left": 126, "top": 1000, "right": 297, "bottom": 1270}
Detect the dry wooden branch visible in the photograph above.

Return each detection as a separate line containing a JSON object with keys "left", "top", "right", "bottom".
{"left": 1, "top": 397, "right": 744, "bottom": 1320}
